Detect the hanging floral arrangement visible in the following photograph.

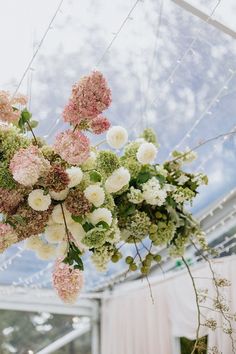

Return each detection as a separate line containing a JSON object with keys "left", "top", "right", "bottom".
{"left": 0, "top": 72, "right": 208, "bottom": 303}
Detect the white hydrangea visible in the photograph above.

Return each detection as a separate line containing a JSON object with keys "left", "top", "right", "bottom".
{"left": 127, "top": 186, "right": 144, "bottom": 204}
{"left": 105, "top": 167, "right": 130, "bottom": 193}
{"left": 142, "top": 177, "right": 167, "bottom": 206}
{"left": 82, "top": 151, "right": 97, "bottom": 170}
{"left": 66, "top": 166, "right": 83, "bottom": 188}
{"left": 44, "top": 224, "right": 65, "bottom": 244}
{"left": 106, "top": 126, "right": 128, "bottom": 149}
{"left": 28, "top": 189, "right": 51, "bottom": 211}
{"left": 50, "top": 188, "right": 69, "bottom": 201}
{"left": 24, "top": 235, "right": 44, "bottom": 251}
{"left": 176, "top": 174, "right": 189, "bottom": 185}
{"left": 36, "top": 244, "right": 56, "bottom": 260}
{"left": 88, "top": 208, "right": 112, "bottom": 226}
{"left": 51, "top": 204, "right": 74, "bottom": 224}
{"left": 68, "top": 222, "right": 87, "bottom": 250}
{"left": 136, "top": 142, "right": 157, "bottom": 165}
{"left": 84, "top": 185, "right": 105, "bottom": 207}
{"left": 156, "top": 164, "right": 168, "bottom": 177}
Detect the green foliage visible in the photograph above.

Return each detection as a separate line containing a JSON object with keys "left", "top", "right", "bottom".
{"left": 63, "top": 242, "right": 84, "bottom": 270}
{"left": 89, "top": 170, "right": 102, "bottom": 182}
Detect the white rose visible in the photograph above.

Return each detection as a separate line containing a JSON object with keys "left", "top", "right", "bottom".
{"left": 84, "top": 185, "right": 105, "bottom": 207}
{"left": 66, "top": 167, "right": 83, "bottom": 188}
{"left": 44, "top": 224, "right": 66, "bottom": 244}
{"left": 106, "top": 126, "right": 128, "bottom": 149}
{"left": 51, "top": 204, "right": 74, "bottom": 224}
{"left": 56, "top": 241, "right": 68, "bottom": 257}
{"left": 24, "top": 235, "right": 44, "bottom": 251}
{"left": 88, "top": 208, "right": 112, "bottom": 226}
{"left": 28, "top": 189, "right": 51, "bottom": 211}
{"left": 68, "top": 223, "right": 87, "bottom": 250}
{"left": 136, "top": 142, "right": 157, "bottom": 164}
{"left": 105, "top": 167, "right": 130, "bottom": 193}
{"left": 36, "top": 244, "right": 56, "bottom": 260}
{"left": 50, "top": 188, "right": 69, "bottom": 201}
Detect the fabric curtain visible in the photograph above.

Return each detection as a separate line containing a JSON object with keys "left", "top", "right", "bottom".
{"left": 101, "top": 256, "right": 236, "bottom": 354}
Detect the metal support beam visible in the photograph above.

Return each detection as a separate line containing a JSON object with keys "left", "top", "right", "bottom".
{"left": 172, "top": 0, "right": 236, "bottom": 39}
{"left": 36, "top": 323, "right": 90, "bottom": 354}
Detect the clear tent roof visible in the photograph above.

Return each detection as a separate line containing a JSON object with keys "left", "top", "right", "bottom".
{"left": 0, "top": 0, "right": 236, "bottom": 290}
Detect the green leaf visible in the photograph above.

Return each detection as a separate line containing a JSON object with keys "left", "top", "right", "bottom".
{"left": 72, "top": 215, "right": 83, "bottom": 223}
{"left": 136, "top": 171, "right": 151, "bottom": 184}
{"left": 155, "top": 174, "right": 166, "bottom": 184}
{"left": 90, "top": 170, "right": 102, "bottom": 182}
{"left": 83, "top": 222, "right": 94, "bottom": 232}
{"left": 166, "top": 196, "right": 177, "bottom": 208}
{"left": 96, "top": 221, "right": 109, "bottom": 230}
{"left": 21, "top": 109, "right": 32, "bottom": 122}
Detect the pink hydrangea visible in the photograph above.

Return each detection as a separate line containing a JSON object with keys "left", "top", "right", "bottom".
{"left": 10, "top": 146, "right": 50, "bottom": 186}
{"left": 63, "top": 71, "right": 112, "bottom": 125}
{"left": 52, "top": 259, "right": 83, "bottom": 303}
{"left": 91, "top": 115, "right": 111, "bottom": 134}
{"left": 0, "top": 91, "right": 27, "bottom": 123}
{"left": 53, "top": 129, "right": 90, "bottom": 165}
{"left": 0, "top": 223, "right": 18, "bottom": 253}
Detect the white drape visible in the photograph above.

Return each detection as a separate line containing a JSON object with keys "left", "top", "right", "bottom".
{"left": 101, "top": 256, "right": 236, "bottom": 354}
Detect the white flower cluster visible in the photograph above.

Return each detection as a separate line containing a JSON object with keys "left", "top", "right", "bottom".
{"left": 88, "top": 208, "right": 112, "bottom": 226}
{"left": 106, "top": 126, "right": 128, "bottom": 149}
{"left": 84, "top": 185, "right": 105, "bottom": 207}
{"left": 142, "top": 177, "right": 167, "bottom": 206}
{"left": 28, "top": 189, "right": 51, "bottom": 211}
{"left": 127, "top": 187, "right": 144, "bottom": 204}
{"left": 105, "top": 167, "right": 130, "bottom": 193}
{"left": 136, "top": 142, "right": 157, "bottom": 165}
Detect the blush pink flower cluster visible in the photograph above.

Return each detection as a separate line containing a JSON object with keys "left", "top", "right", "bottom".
{"left": 53, "top": 129, "right": 90, "bottom": 165}
{"left": 10, "top": 145, "right": 50, "bottom": 186}
{"left": 0, "top": 223, "right": 18, "bottom": 253}
{"left": 52, "top": 259, "right": 83, "bottom": 303}
{"left": 91, "top": 115, "right": 111, "bottom": 134}
{"left": 0, "top": 91, "right": 27, "bottom": 123}
{"left": 63, "top": 71, "right": 111, "bottom": 128}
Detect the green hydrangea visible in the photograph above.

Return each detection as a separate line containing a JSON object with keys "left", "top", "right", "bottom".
{"left": 168, "top": 233, "right": 189, "bottom": 257}
{"left": 127, "top": 186, "right": 143, "bottom": 204}
{"left": 140, "top": 128, "right": 158, "bottom": 146}
{"left": 172, "top": 187, "right": 195, "bottom": 203}
{"left": 152, "top": 221, "right": 176, "bottom": 246}
{"left": 103, "top": 192, "right": 115, "bottom": 211}
{"left": 123, "top": 142, "right": 141, "bottom": 159}
{"left": 120, "top": 211, "right": 151, "bottom": 241}
{"left": 0, "top": 162, "right": 16, "bottom": 189}
{"left": 96, "top": 150, "right": 120, "bottom": 177}
{"left": 120, "top": 157, "right": 141, "bottom": 179}
{"left": 82, "top": 227, "right": 107, "bottom": 248}
{"left": 91, "top": 244, "right": 115, "bottom": 271}
{"left": 0, "top": 126, "right": 30, "bottom": 163}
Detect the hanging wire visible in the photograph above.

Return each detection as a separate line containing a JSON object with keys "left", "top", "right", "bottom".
{"left": 12, "top": 0, "right": 65, "bottom": 98}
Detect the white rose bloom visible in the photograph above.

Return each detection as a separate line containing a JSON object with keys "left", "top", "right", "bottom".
{"left": 45, "top": 224, "right": 65, "bottom": 244}
{"left": 36, "top": 244, "right": 56, "bottom": 260}
{"left": 84, "top": 185, "right": 105, "bottom": 207}
{"left": 136, "top": 142, "right": 157, "bottom": 165}
{"left": 106, "top": 126, "right": 128, "bottom": 149}
{"left": 82, "top": 151, "right": 97, "bottom": 170}
{"left": 88, "top": 208, "right": 112, "bottom": 226}
{"left": 105, "top": 167, "right": 130, "bottom": 193}
{"left": 68, "top": 223, "right": 87, "bottom": 250}
{"left": 50, "top": 188, "right": 69, "bottom": 201}
{"left": 28, "top": 189, "right": 51, "bottom": 211}
{"left": 66, "top": 167, "right": 83, "bottom": 188}
{"left": 24, "top": 235, "right": 44, "bottom": 251}
{"left": 51, "top": 204, "right": 74, "bottom": 224}
{"left": 56, "top": 241, "right": 68, "bottom": 257}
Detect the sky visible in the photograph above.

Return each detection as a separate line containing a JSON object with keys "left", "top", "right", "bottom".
{"left": 0, "top": 0, "right": 236, "bottom": 288}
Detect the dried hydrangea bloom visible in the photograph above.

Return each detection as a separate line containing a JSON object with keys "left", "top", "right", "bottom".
{"left": 90, "top": 115, "right": 110, "bottom": 135}
{"left": 52, "top": 259, "right": 83, "bottom": 303}
{"left": 44, "top": 165, "right": 70, "bottom": 192}
{"left": 0, "top": 91, "right": 27, "bottom": 123}
{"left": 53, "top": 129, "right": 90, "bottom": 165}
{"left": 0, "top": 223, "right": 18, "bottom": 253}
{"left": 63, "top": 71, "right": 111, "bottom": 125}
{"left": 10, "top": 146, "right": 50, "bottom": 186}
{"left": 8, "top": 202, "right": 52, "bottom": 241}
{"left": 65, "top": 189, "right": 92, "bottom": 216}
{"left": 0, "top": 188, "right": 24, "bottom": 214}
